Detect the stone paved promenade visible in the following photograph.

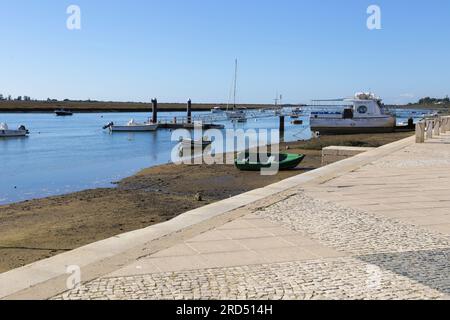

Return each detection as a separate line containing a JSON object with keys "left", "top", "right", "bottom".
{"left": 2, "top": 134, "right": 450, "bottom": 300}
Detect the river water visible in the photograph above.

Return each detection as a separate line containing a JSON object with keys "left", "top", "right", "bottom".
{"left": 0, "top": 111, "right": 313, "bottom": 205}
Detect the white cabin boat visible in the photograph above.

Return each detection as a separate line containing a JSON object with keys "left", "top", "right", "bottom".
{"left": 309, "top": 93, "right": 396, "bottom": 134}
{"left": 105, "top": 119, "right": 158, "bottom": 132}
{"left": 0, "top": 123, "right": 29, "bottom": 138}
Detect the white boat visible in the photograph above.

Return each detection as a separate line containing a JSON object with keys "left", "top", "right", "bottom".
{"left": 211, "top": 106, "right": 224, "bottom": 114}
{"left": 180, "top": 137, "right": 212, "bottom": 149}
{"left": 104, "top": 119, "right": 158, "bottom": 132}
{"left": 309, "top": 93, "right": 396, "bottom": 134}
{"left": 226, "top": 109, "right": 246, "bottom": 120}
{"left": 0, "top": 123, "right": 29, "bottom": 138}
{"left": 225, "top": 59, "right": 247, "bottom": 122}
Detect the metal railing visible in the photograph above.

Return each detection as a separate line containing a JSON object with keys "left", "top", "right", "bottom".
{"left": 416, "top": 115, "right": 450, "bottom": 143}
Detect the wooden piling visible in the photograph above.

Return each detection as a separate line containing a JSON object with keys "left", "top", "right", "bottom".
{"left": 151, "top": 99, "right": 158, "bottom": 124}
{"left": 279, "top": 116, "right": 285, "bottom": 141}
{"left": 187, "top": 99, "right": 192, "bottom": 124}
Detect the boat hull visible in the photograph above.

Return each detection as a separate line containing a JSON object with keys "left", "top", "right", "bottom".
{"left": 0, "top": 130, "right": 28, "bottom": 137}
{"left": 110, "top": 124, "right": 158, "bottom": 132}
{"left": 310, "top": 116, "right": 396, "bottom": 134}
{"left": 235, "top": 153, "right": 305, "bottom": 171}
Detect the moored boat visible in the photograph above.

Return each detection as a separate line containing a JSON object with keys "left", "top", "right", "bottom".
{"left": 55, "top": 109, "right": 73, "bottom": 116}
{"left": 103, "top": 119, "right": 158, "bottom": 132}
{"left": 180, "top": 137, "right": 212, "bottom": 149}
{"left": 226, "top": 109, "right": 247, "bottom": 121}
{"left": 211, "top": 106, "right": 223, "bottom": 114}
{"left": 235, "top": 152, "right": 305, "bottom": 171}
{"left": 310, "top": 93, "right": 396, "bottom": 134}
{"left": 0, "top": 123, "right": 29, "bottom": 138}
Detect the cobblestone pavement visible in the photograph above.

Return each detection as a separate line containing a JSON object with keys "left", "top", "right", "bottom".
{"left": 258, "top": 193, "right": 450, "bottom": 256}
{"left": 54, "top": 257, "right": 446, "bottom": 300}
{"left": 55, "top": 192, "right": 450, "bottom": 300}
{"left": 54, "top": 137, "right": 450, "bottom": 300}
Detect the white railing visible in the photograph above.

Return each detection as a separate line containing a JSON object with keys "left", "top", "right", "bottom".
{"left": 416, "top": 115, "right": 450, "bottom": 143}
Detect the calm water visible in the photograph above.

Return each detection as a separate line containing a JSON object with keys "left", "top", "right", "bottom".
{"left": 0, "top": 112, "right": 312, "bottom": 205}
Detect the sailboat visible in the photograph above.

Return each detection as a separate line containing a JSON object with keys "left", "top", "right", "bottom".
{"left": 226, "top": 59, "right": 246, "bottom": 121}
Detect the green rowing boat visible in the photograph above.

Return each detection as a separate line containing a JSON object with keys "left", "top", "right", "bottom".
{"left": 234, "top": 152, "right": 305, "bottom": 171}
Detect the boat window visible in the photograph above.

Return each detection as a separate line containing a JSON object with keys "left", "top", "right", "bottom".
{"left": 357, "top": 105, "right": 368, "bottom": 114}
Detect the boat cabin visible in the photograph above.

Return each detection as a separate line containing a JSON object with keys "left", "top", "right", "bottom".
{"left": 311, "top": 93, "right": 390, "bottom": 119}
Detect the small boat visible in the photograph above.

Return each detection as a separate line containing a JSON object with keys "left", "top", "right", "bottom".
{"left": 225, "top": 59, "right": 247, "bottom": 122}
{"left": 234, "top": 117, "right": 247, "bottom": 123}
{"left": 235, "top": 152, "right": 305, "bottom": 171}
{"left": 0, "top": 123, "right": 29, "bottom": 138}
{"left": 103, "top": 119, "right": 158, "bottom": 132}
{"left": 290, "top": 108, "right": 303, "bottom": 118}
{"left": 211, "top": 106, "right": 223, "bottom": 114}
{"left": 55, "top": 109, "right": 73, "bottom": 116}
{"left": 226, "top": 109, "right": 246, "bottom": 121}
{"left": 181, "top": 137, "right": 212, "bottom": 149}
{"left": 291, "top": 119, "right": 303, "bottom": 125}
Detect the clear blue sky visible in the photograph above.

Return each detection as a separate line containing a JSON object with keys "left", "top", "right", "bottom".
{"left": 0, "top": 0, "right": 449, "bottom": 104}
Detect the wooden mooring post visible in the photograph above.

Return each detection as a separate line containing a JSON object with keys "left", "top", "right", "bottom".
{"left": 279, "top": 116, "right": 285, "bottom": 141}
{"left": 151, "top": 98, "right": 158, "bottom": 123}
{"left": 187, "top": 99, "right": 192, "bottom": 124}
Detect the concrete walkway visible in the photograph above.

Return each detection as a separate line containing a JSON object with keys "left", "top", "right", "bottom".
{"left": 2, "top": 134, "right": 450, "bottom": 300}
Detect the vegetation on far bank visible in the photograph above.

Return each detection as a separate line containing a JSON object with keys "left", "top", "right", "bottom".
{"left": 0, "top": 100, "right": 275, "bottom": 112}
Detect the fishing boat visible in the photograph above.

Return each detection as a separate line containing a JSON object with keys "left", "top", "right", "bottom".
{"left": 0, "top": 123, "right": 29, "bottom": 138}
{"left": 103, "top": 119, "right": 158, "bottom": 132}
{"left": 310, "top": 92, "right": 396, "bottom": 134}
{"left": 55, "top": 109, "right": 73, "bottom": 116}
{"left": 235, "top": 152, "right": 305, "bottom": 171}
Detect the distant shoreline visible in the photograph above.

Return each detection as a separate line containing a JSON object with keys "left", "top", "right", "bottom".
{"left": 0, "top": 101, "right": 277, "bottom": 113}
{"left": 0, "top": 100, "right": 446, "bottom": 113}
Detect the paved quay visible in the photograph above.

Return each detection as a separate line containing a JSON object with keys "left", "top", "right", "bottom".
{"left": 1, "top": 133, "right": 450, "bottom": 300}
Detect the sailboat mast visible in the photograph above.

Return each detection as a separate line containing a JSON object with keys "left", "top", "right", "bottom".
{"left": 233, "top": 59, "right": 238, "bottom": 110}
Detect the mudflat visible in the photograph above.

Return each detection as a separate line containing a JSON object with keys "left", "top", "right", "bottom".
{"left": 0, "top": 132, "right": 412, "bottom": 273}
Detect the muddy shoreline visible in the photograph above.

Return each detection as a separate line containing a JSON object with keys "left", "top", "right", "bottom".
{"left": 0, "top": 132, "right": 413, "bottom": 273}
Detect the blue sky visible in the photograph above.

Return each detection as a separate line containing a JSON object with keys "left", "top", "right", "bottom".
{"left": 0, "top": 0, "right": 449, "bottom": 104}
